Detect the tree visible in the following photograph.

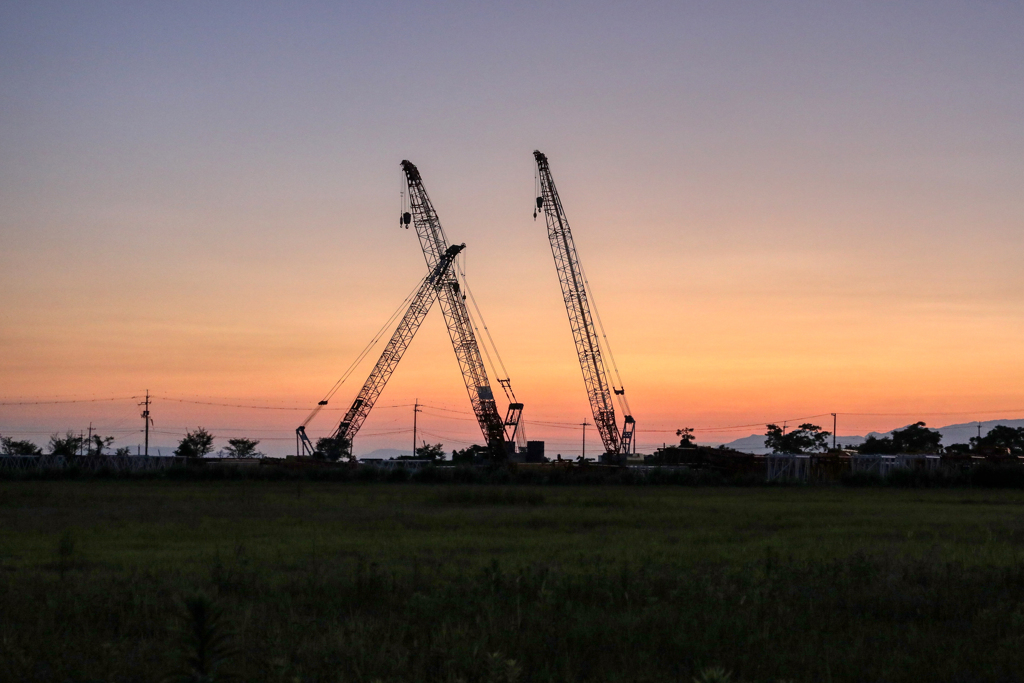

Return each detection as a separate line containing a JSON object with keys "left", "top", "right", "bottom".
{"left": 859, "top": 435, "right": 897, "bottom": 454}
{"left": 49, "top": 431, "right": 84, "bottom": 456}
{"left": 114, "top": 447, "right": 133, "bottom": 457}
{"left": 891, "top": 422, "right": 941, "bottom": 453}
{"left": 971, "top": 425, "right": 1024, "bottom": 454}
{"left": 452, "top": 445, "right": 489, "bottom": 464}
{"left": 314, "top": 436, "right": 350, "bottom": 462}
{"left": 859, "top": 422, "right": 943, "bottom": 454}
{"left": 415, "top": 442, "right": 445, "bottom": 461}
{"left": 1, "top": 437, "right": 42, "bottom": 456}
{"left": 175, "top": 428, "right": 215, "bottom": 459}
{"left": 676, "top": 427, "right": 696, "bottom": 447}
{"left": 89, "top": 434, "right": 115, "bottom": 456}
{"left": 224, "top": 438, "right": 263, "bottom": 459}
{"left": 764, "top": 423, "right": 830, "bottom": 454}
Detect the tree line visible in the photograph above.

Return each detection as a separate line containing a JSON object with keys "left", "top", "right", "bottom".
{"left": 0, "top": 428, "right": 265, "bottom": 459}
{"left": 668, "top": 421, "right": 1024, "bottom": 456}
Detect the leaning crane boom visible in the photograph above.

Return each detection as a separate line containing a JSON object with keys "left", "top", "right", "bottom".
{"left": 296, "top": 243, "right": 465, "bottom": 458}
{"left": 401, "top": 160, "right": 523, "bottom": 457}
{"left": 534, "top": 150, "right": 634, "bottom": 456}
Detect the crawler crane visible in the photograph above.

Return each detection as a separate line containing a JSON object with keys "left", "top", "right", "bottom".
{"left": 533, "top": 150, "right": 635, "bottom": 458}
{"left": 296, "top": 243, "right": 465, "bottom": 459}
{"left": 401, "top": 160, "right": 523, "bottom": 458}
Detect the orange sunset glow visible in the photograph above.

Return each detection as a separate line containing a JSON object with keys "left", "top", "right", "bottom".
{"left": 2, "top": 3, "right": 1023, "bottom": 457}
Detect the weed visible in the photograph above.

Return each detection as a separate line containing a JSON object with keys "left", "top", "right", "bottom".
{"left": 164, "top": 593, "right": 239, "bottom": 683}
{"left": 694, "top": 667, "right": 733, "bottom": 683}
{"left": 56, "top": 529, "right": 75, "bottom": 578}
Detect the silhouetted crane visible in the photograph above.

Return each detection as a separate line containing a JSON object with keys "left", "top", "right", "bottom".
{"left": 296, "top": 243, "right": 465, "bottom": 458}
{"left": 534, "top": 150, "right": 634, "bottom": 457}
{"left": 401, "top": 160, "right": 523, "bottom": 458}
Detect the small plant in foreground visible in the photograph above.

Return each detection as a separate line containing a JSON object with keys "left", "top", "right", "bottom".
{"left": 694, "top": 666, "right": 733, "bottom": 683}
{"left": 485, "top": 652, "right": 521, "bottom": 683}
{"left": 56, "top": 529, "right": 75, "bottom": 578}
{"left": 164, "top": 593, "right": 239, "bottom": 683}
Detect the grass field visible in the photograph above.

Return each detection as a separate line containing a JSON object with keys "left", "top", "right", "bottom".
{"left": 3, "top": 482, "right": 1024, "bottom": 682}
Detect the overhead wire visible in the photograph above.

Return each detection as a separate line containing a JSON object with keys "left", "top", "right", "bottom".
{"left": 298, "top": 275, "right": 428, "bottom": 428}
{"left": 0, "top": 396, "right": 140, "bottom": 406}
{"left": 577, "top": 257, "right": 631, "bottom": 416}
{"left": 155, "top": 396, "right": 414, "bottom": 412}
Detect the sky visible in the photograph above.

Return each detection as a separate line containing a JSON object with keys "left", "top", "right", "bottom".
{"left": 2, "top": 1, "right": 1023, "bottom": 456}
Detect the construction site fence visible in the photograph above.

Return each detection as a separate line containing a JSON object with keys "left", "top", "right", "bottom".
{"left": 0, "top": 454, "right": 191, "bottom": 473}
{"left": 764, "top": 453, "right": 1017, "bottom": 483}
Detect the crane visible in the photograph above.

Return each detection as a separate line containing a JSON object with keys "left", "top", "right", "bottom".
{"left": 296, "top": 243, "right": 466, "bottom": 459}
{"left": 533, "top": 150, "right": 635, "bottom": 458}
{"left": 401, "top": 160, "right": 523, "bottom": 458}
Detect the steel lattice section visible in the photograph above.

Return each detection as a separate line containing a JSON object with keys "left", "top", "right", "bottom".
{"left": 332, "top": 244, "right": 465, "bottom": 448}
{"left": 401, "top": 161, "right": 506, "bottom": 454}
{"left": 534, "top": 151, "right": 623, "bottom": 454}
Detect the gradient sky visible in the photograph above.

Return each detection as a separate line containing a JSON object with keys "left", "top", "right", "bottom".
{"left": 2, "top": 1, "right": 1023, "bottom": 455}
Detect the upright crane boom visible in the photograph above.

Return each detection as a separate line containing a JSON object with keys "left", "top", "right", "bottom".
{"left": 296, "top": 243, "right": 465, "bottom": 458}
{"left": 534, "top": 150, "right": 634, "bottom": 456}
{"left": 401, "top": 160, "right": 523, "bottom": 457}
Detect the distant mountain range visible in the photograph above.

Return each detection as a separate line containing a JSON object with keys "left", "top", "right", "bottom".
{"left": 358, "top": 448, "right": 414, "bottom": 459}
{"left": 358, "top": 420, "right": 1024, "bottom": 458}
{"left": 719, "top": 419, "right": 1024, "bottom": 454}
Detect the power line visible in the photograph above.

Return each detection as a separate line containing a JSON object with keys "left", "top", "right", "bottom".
{"left": 0, "top": 396, "right": 140, "bottom": 406}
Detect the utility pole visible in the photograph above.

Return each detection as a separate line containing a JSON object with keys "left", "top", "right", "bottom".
{"left": 413, "top": 399, "right": 421, "bottom": 458}
{"left": 831, "top": 413, "right": 837, "bottom": 451}
{"left": 978, "top": 423, "right": 982, "bottom": 441}
{"left": 87, "top": 422, "right": 93, "bottom": 456}
{"left": 581, "top": 419, "right": 590, "bottom": 460}
{"left": 141, "top": 390, "right": 151, "bottom": 457}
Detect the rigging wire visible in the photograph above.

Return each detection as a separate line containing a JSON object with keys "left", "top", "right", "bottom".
{"left": 454, "top": 253, "right": 526, "bottom": 445}
{"left": 577, "top": 257, "right": 631, "bottom": 416}
{"left": 298, "top": 273, "right": 428, "bottom": 428}
{"left": 455, "top": 253, "right": 510, "bottom": 387}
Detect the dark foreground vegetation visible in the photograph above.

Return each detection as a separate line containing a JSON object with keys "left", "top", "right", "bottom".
{"left": 3, "top": 483, "right": 1024, "bottom": 682}
{"left": 9, "top": 456, "right": 1024, "bottom": 489}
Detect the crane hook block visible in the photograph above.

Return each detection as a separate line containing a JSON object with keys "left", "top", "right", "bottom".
{"left": 402, "top": 211, "right": 412, "bottom": 226}
{"left": 536, "top": 196, "right": 544, "bottom": 209}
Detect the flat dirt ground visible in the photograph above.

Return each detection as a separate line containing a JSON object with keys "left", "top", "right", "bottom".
{"left": 3, "top": 482, "right": 1024, "bottom": 682}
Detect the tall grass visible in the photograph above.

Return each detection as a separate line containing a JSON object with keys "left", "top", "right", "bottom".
{"left": 3, "top": 482, "right": 1024, "bottom": 681}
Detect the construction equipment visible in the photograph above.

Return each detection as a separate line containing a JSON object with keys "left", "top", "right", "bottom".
{"left": 401, "top": 160, "right": 523, "bottom": 458}
{"left": 533, "top": 150, "right": 635, "bottom": 457}
{"left": 296, "top": 243, "right": 466, "bottom": 459}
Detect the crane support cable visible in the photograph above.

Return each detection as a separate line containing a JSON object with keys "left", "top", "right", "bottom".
{"left": 456, "top": 250, "right": 524, "bottom": 448}
{"left": 328, "top": 243, "right": 467, "bottom": 452}
{"left": 456, "top": 252, "right": 511, "bottom": 381}
{"left": 299, "top": 274, "right": 425, "bottom": 429}
{"left": 457, "top": 260, "right": 510, "bottom": 385}
{"left": 461, "top": 294, "right": 500, "bottom": 391}
{"left": 578, "top": 258, "right": 631, "bottom": 416}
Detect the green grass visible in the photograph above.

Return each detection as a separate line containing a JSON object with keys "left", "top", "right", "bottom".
{"left": 3, "top": 482, "right": 1024, "bottom": 681}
